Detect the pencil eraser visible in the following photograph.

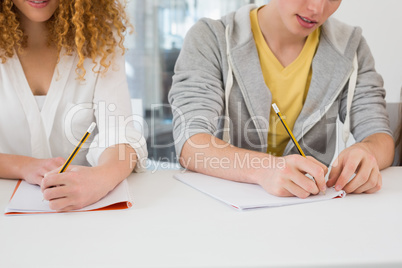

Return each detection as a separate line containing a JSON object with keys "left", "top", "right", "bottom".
{"left": 87, "top": 122, "right": 96, "bottom": 133}
{"left": 272, "top": 103, "right": 279, "bottom": 113}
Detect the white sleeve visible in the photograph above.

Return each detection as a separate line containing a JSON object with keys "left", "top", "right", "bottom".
{"left": 86, "top": 52, "right": 148, "bottom": 172}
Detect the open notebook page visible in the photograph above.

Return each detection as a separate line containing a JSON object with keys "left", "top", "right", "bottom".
{"left": 5, "top": 179, "right": 132, "bottom": 215}
{"left": 175, "top": 171, "right": 345, "bottom": 210}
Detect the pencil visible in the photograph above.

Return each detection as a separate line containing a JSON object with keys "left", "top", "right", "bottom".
{"left": 271, "top": 103, "right": 325, "bottom": 194}
{"left": 59, "top": 122, "right": 96, "bottom": 173}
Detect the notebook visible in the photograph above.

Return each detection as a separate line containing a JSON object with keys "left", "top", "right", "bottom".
{"left": 174, "top": 171, "right": 346, "bottom": 210}
{"left": 5, "top": 179, "right": 132, "bottom": 215}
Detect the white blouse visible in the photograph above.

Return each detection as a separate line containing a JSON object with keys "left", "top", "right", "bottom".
{"left": 34, "top": 95, "right": 46, "bottom": 111}
{"left": 0, "top": 50, "right": 147, "bottom": 171}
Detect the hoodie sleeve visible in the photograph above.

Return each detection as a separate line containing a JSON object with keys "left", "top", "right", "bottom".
{"left": 339, "top": 35, "right": 392, "bottom": 143}
{"left": 168, "top": 19, "right": 227, "bottom": 159}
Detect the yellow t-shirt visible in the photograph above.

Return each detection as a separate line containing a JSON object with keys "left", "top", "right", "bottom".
{"left": 250, "top": 8, "right": 320, "bottom": 156}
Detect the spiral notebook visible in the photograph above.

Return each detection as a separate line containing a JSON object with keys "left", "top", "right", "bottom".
{"left": 5, "top": 179, "right": 132, "bottom": 215}
{"left": 174, "top": 171, "right": 346, "bottom": 210}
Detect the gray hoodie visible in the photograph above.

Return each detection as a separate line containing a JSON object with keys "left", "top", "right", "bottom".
{"left": 169, "top": 4, "right": 391, "bottom": 166}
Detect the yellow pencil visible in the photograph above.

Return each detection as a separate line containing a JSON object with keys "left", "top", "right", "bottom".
{"left": 271, "top": 103, "right": 325, "bottom": 194}
{"left": 272, "top": 103, "right": 305, "bottom": 157}
{"left": 59, "top": 122, "right": 96, "bottom": 173}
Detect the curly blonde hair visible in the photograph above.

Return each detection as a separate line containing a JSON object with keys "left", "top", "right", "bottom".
{"left": 0, "top": 0, "right": 132, "bottom": 79}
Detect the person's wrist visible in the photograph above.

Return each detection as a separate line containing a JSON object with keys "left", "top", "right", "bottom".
{"left": 17, "top": 155, "right": 35, "bottom": 180}
{"left": 244, "top": 153, "right": 278, "bottom": 186}
{"left": 92, "top": 163, "right": 128, "bottom": 189}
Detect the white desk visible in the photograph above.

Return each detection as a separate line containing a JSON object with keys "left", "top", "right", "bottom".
{"left": 1, "top": 167, "right": 401, "bottom": 268}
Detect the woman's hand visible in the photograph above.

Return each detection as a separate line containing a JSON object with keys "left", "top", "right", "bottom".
{"left": 41, "top": 143, "right": 137, "bottom": 211}
{"left": 40, "top": 165, "right": 114, "bottom": 211}
{"left": 256, "top": 155, "right": 328, "bottom": 198}
{"left": 20, "top": 157, "right": 66, "bottom": 185}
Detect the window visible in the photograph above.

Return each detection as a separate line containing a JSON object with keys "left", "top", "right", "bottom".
{"left": 124, "top": 0, "right": 264, "bottom": 166}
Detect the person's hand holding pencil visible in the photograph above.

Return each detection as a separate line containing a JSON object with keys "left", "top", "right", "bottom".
{"left": 41, "top": 122, "right": 97, "bottom": 210}
{"left": 253, "top": 104, "right": 328, "bottom": 198}
{"left": 256, "top": 153, "right": 328, "bottom": 198}
{"left": 40, "top": 122, "right": 136, "bottom": 211}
